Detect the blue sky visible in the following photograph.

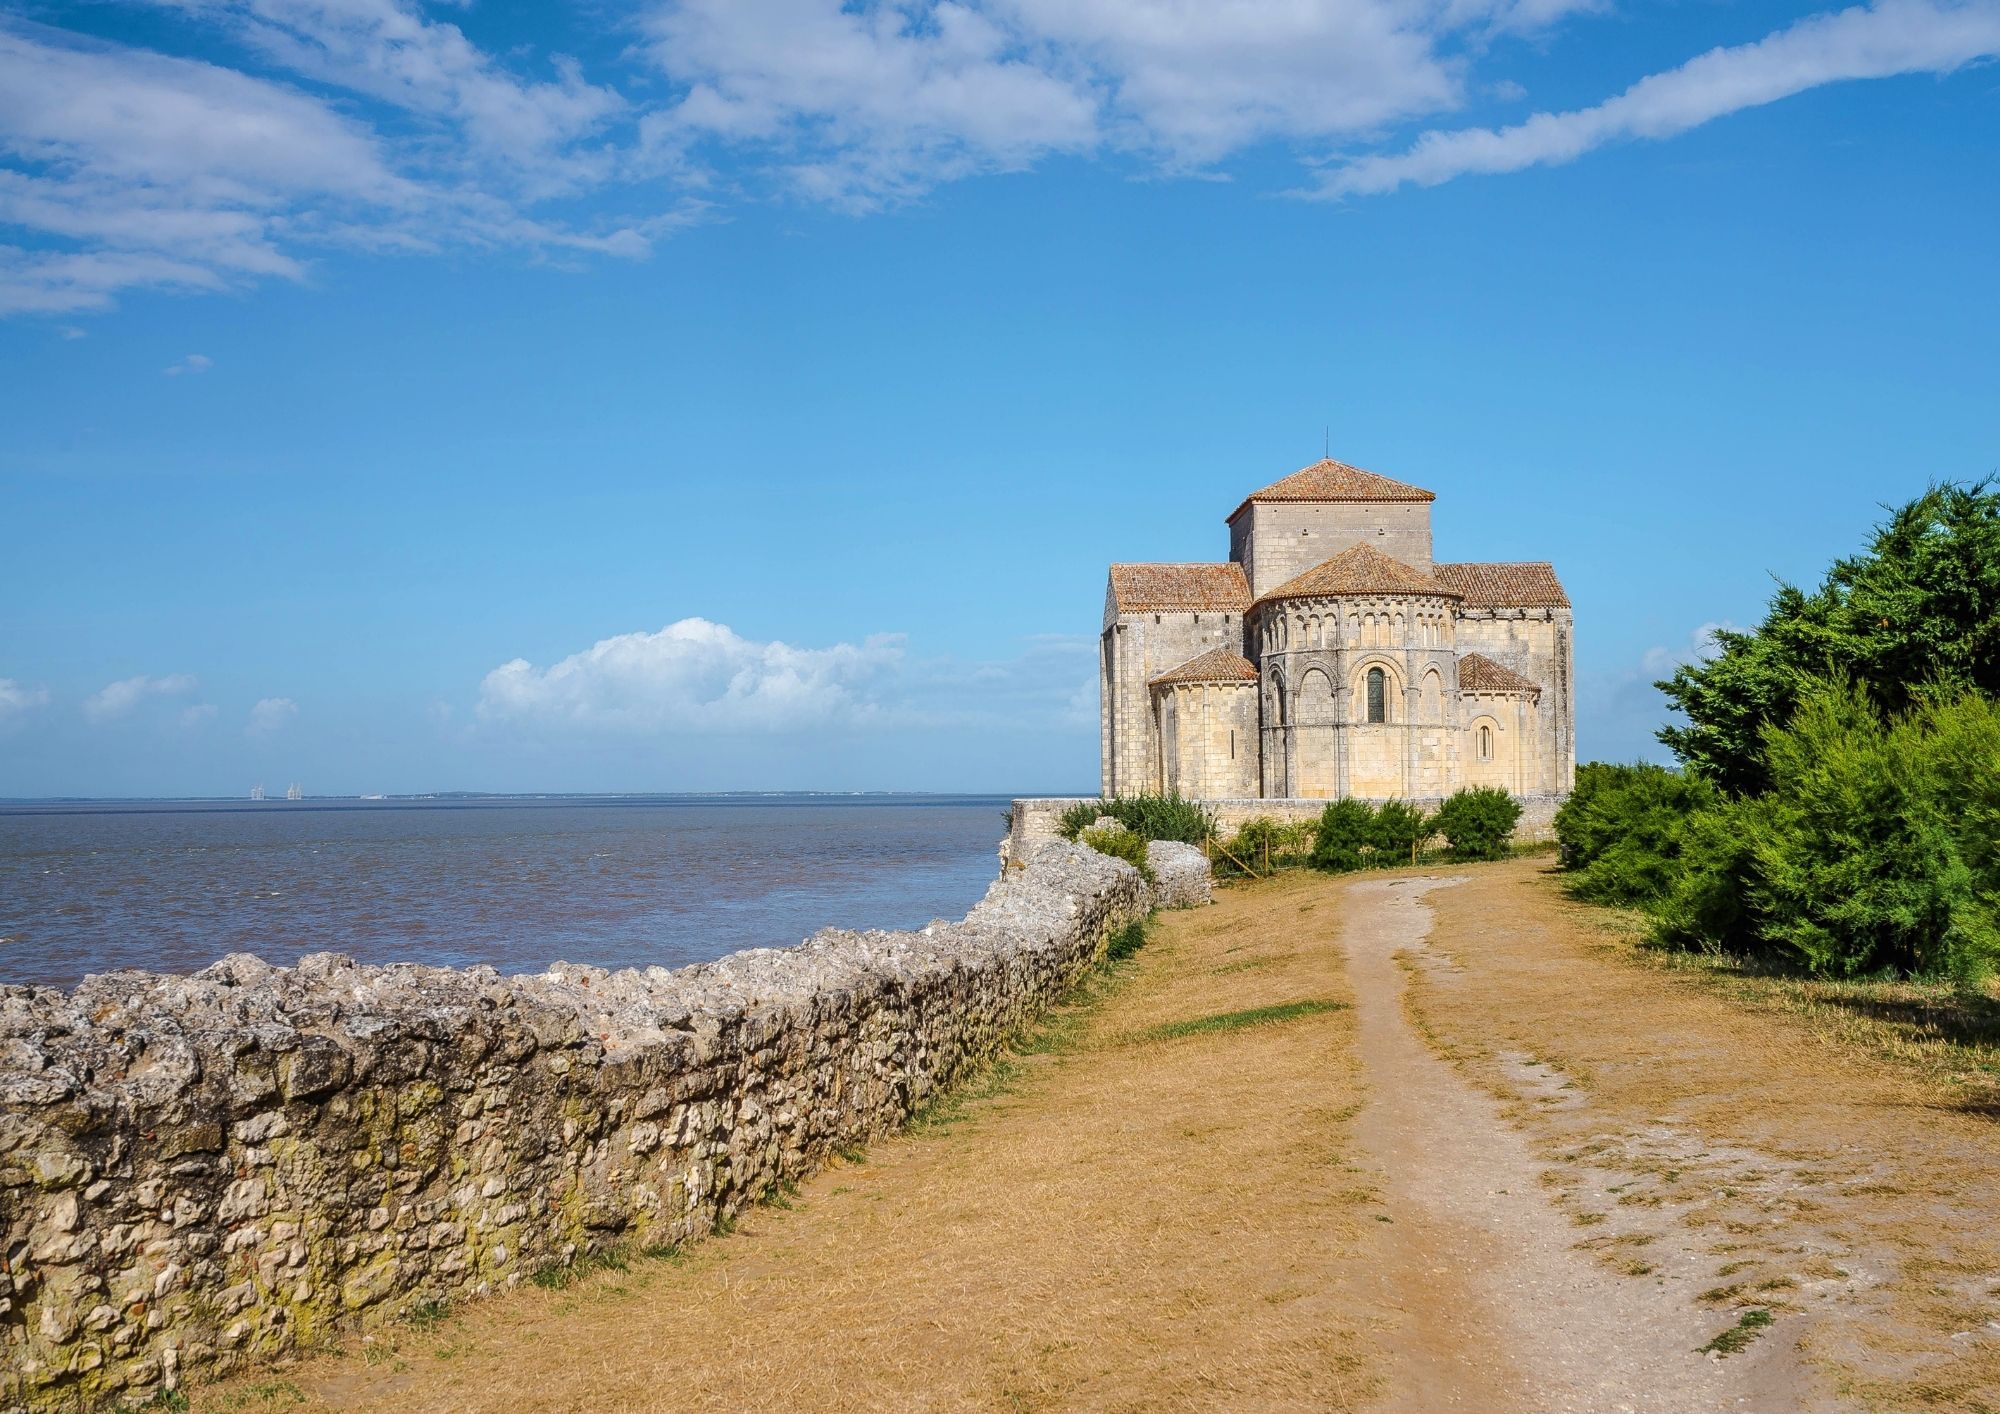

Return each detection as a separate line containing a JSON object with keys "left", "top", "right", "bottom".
{"left": 2, "top": 0, "right": 1996, "bottom": 797}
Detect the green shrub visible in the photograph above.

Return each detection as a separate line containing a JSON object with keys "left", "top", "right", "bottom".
{"left": 1220, "top": 815, "right": 1316, "bottom": 874}
{"left": 1433, "top": 787, "right": 1522, "bottom": 861}
{"left": 1649, "top": 797, "right": 1763, "bottom": 956}
{"left": 1370, "top": 800, "right": 1434, "bottom": 866}
{"left": 1105, "top": 916, "right": 1150, "bottom": 961}
{"left": 1079, "top": 825, "right": 1156, "bottom": 882}
{"left": 1555, "top": 762, "right": 1718, "bottom": 906}
{"left": 1096, "top": 792, "right": 1216, "bottom": 845}
{"left": 1311, "top": 799, "right": 1375, "bottom": 873}
{"left": 1742, "top": 682, "right": 2000, "bottom": 981}
{"left": 1055, "top": 799, "right": 1106, "bottom": 841}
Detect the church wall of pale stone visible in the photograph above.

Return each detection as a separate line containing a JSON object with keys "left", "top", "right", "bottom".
{"left": 1231, "top": 499, "right": 1436, "bottom": 596}
{"left": 1099, "top": 601, "right": 1246, "bottom": 796}
{"left": 1101, "top": 457, "right": 1575, "bottom": 811}
{"left": 1157, "top": 682, "right": 1260, "bottom": 799}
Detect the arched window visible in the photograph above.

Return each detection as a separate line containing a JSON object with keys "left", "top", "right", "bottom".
{"left": 1478, "top": 724, "right": 1494, "bottom": 760}
{"left": 1366, "top": 667, "right": 1387, "bottom": 724}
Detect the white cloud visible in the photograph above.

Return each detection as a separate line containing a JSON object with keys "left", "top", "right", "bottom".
{"left": 637, "top": 0, "right": 1570, "bottom": 203}
{"left": 82, "top": 671, "right": 197, "bottom": 722}
{"left": 1639, "top": 621, "right": 1737, "bottom": 678}
{"left": 479, "top": 617, "right": 905, "bottom": 733}
{"left": 0, "top": 678, "right": 51, "bottom": 726}
{"left": 179, "top": 702, "right": 219, "bottom": 727}
{"left": 163, "top": 352, "right": 213, "bottom": 375}
{"left": 0, "top": 15, "right": 658, "bottom": 315}
{"left": 248, "top": 696, "right": 299, "bottom": 733}
{"left": 475, "top": 617, "right": 1098, "bottom": 738}
{"left": 1317, "top": 0, "right": 2000, "bottom": 196}
{"left": 4, "top": 0, "right": 1994, "bottom": 312}
{"left": 57, "top": 324, "right": 85, "bottom": 339}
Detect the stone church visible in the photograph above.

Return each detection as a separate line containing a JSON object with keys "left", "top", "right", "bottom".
{"left": 1101, "top": 457, "right": 1575, "bottom": 803}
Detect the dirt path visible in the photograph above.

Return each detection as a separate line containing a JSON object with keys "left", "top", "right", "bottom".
{"left": 1336, "top": 877, "right": 1783, "bottom": 1411}
{"left": 194, "top": 861, "right": 2000, "bottom": 1412}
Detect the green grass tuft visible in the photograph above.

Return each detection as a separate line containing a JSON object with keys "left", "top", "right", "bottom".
{"left": 1134, "top": 999, "right": 1347, "bottom": 1043}
{"left": 1697, "top": 1307, "right": 1775, "bottom": 1356}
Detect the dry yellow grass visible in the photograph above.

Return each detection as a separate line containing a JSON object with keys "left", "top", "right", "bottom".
{"left": 193, "top": 858, "right": 2000, "bottom": 1412}
{"left": 194, "top": 873, "right": 1380, "bottom": 1413}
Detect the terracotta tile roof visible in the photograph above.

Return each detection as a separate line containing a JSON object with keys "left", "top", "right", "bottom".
{"left": 1255, "top": 542, "right": 1458, "bottom": 606}
{"left": 1108, "top": 562, "right": 1252, "bottom": 614}
{"left": 1433, "top": 561, "right": 1570, "bottom": 609}
{"left": 1227, "top": 457, "right": 1435, "bottom": 522}
{"left": 1150, "top": 647, "right": 1261, "bottom": 688}
{"left": 1459, "top": 652, "right": 1541, "bottom": 695}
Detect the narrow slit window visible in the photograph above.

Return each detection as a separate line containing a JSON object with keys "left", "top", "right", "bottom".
{"left": 1366, "top": 667, "right": 1386, "bottom": 724}
{"left": 1478, "top": 724, "right": 1493, "bottom": 760}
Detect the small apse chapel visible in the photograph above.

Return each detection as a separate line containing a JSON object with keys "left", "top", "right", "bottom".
{"left": 1100, "top": 457, "right": 1575, "bottom": 802}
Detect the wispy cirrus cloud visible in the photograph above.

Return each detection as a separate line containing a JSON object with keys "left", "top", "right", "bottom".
{"left": 1315, "top": 0, "right": 2000, "bottom": 197}
{"left": 4, "top": 0, "right": 1996, "bottom": 314}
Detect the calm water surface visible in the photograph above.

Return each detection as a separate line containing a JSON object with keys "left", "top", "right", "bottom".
{"left": 0, "top": 796, "right": 1012, "bottom": 989}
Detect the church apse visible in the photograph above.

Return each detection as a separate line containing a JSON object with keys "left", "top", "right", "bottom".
{"left": 1102, "top": 456, "right": 1574, "bottom": 806}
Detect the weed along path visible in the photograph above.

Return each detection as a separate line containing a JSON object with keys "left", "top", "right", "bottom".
{"left": 196, "top": 861, "right": 2000, "bottom": 1412}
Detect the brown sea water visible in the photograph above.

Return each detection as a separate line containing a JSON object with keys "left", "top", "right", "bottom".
{"left": 0, "top": 795, "right": 1014, "bottom": 989}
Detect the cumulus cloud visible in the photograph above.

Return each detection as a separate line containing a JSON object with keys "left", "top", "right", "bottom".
{"left": 163, "top": 352, "right": 212, "bottom": 375}
{"left": 248, "top": 696, "right": 299, "bottom": 733}
{"left": 1317, "top": 0, "right": 2000, "bottom": 196}
{"left": 82, "top": 671, "right": 197, "bottom": 722}
{"left": 0, "top": 678, "right": 51, "bottom": 726}
{"left": 476, "top": 617, "right": 1098, "bottom": 738}
{"left": 479, "top": 617, "right": 905, "bottom": 733}
{"left": 179, "top": 702, "right": 219, "bottom": 727}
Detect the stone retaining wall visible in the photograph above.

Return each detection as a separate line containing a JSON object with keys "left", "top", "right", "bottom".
{"left": 0, "top": 842, "right": 1174, "bottom": 1411}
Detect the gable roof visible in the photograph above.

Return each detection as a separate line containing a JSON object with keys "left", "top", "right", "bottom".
{"left": 1150, "top": 647, "right": 1260, "bottom": 689}
{"left": 1227, "top": 457, "right": 1435, "bottom": 523}
{"left": 1433, "top": 561, "right": 1570, "bottom": 609}
{"left": 1255, "top": 542, "right": 1458, "bottom": 606}
{"left": 1108, "top": 562, "right": 1252, "bottom": 614}
{"left": 1459, "top": 652, "right": 1541, "bottom": 696}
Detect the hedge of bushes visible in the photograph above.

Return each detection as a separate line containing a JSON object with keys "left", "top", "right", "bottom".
{"left": 1066, "top": 790, "right": 1524, "bottom": 878}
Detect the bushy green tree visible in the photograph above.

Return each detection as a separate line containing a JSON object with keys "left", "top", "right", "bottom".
{"left": 1554, "top": 762, "right": 1718, "bottom": 905}
{"left": 1744, "top": 683, "right": 2000, "bottom": 980}
{"left": 1660, "top": 481, "right": 2000, "bottom": 792}
{"left": 1649, "top": 797, "right": 1764, "bottom": 956}
{"left": 1311, "top": 799, "right": 1375, "bottom": 873}
{"left": 1369, "top": 800, "right": 1434, "bottom": 866}
{"left": 1433, "top": 788, "right": 1522, "bottom": 862}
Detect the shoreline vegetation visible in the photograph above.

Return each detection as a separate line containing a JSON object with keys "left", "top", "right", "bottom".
{"left": 1053, "top": 787, "right": 1537, "bottom": 879}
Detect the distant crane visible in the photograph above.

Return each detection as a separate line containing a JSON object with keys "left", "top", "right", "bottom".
{"left": 285, "top": 783, "right": 302, "bottom": 801}
{"left": 250, "top": 784, "right": 266, "bottom": 802}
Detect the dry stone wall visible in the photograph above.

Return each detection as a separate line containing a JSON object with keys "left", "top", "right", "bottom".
{"left": 0, "top": 842, "right": 1173, "bottom": 1411}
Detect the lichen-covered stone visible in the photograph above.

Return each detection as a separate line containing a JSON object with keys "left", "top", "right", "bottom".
{"left": 0, "top": 843, "right": 1197, "bottom": 1410}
